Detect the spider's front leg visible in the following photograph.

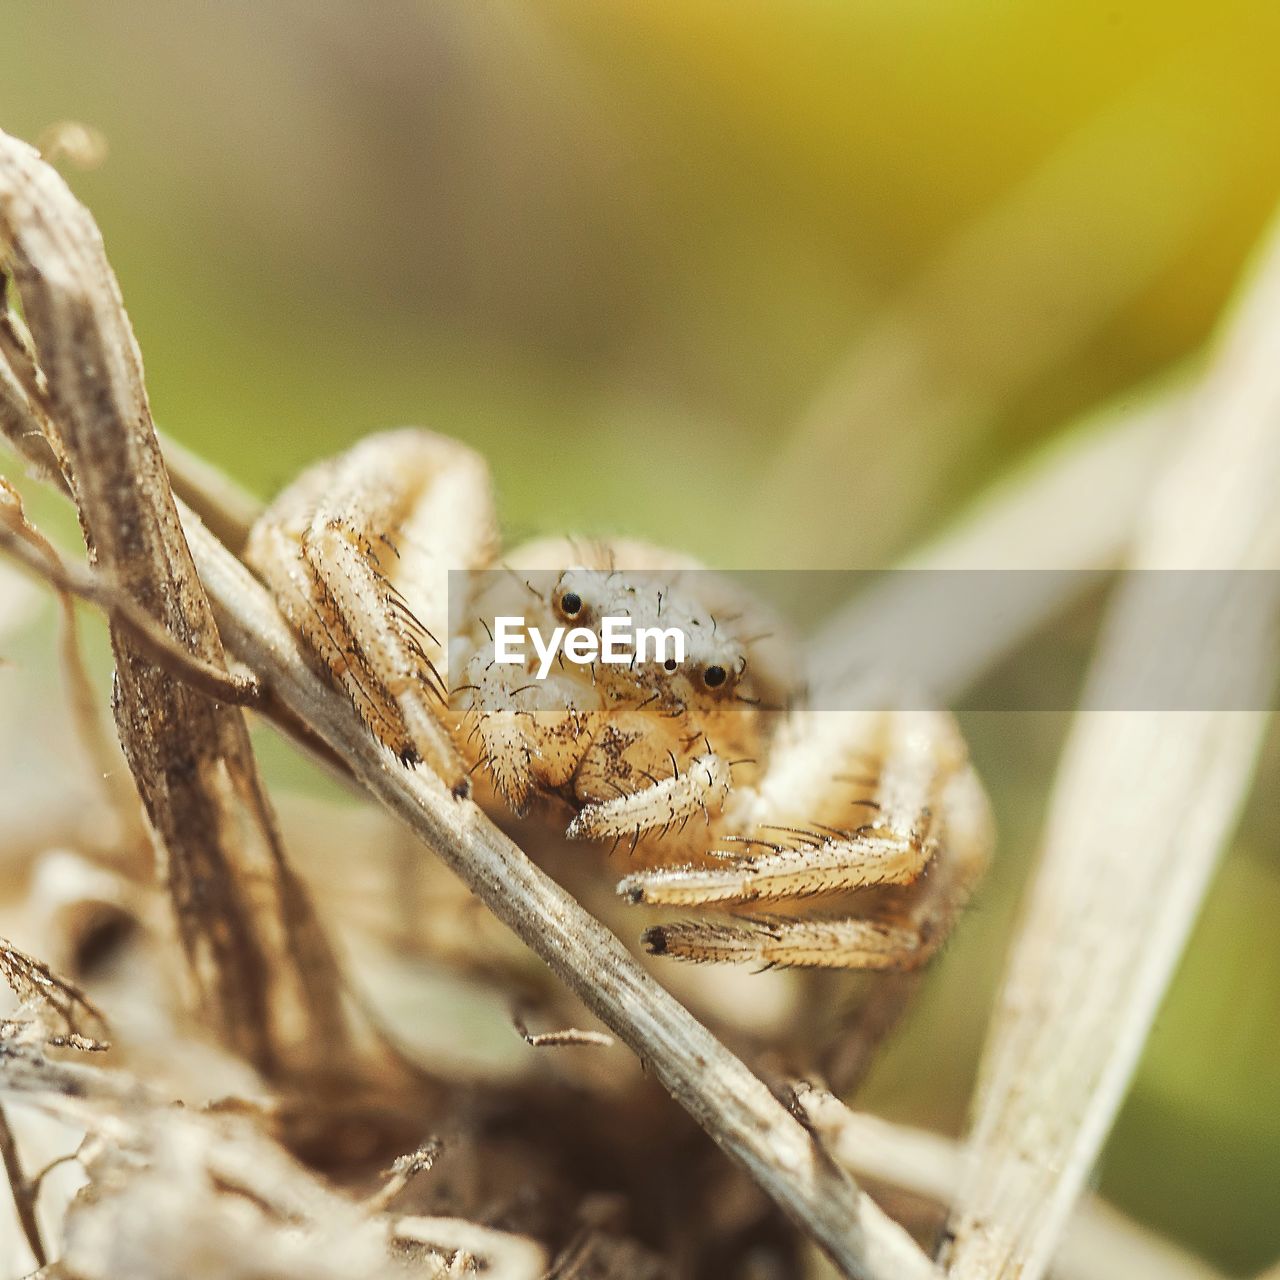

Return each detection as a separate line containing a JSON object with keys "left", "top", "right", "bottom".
{"left": 565, "top": 736, "right": 733, "bottom": 845}
{"left": 246, "top": 429, "right": 497, "bottom": 787}
{"left": 621, "top": 704, "right": 992, "bottom": 969}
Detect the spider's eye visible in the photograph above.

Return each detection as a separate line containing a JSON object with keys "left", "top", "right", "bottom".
{"left": 663, "top": 657, "right": 678, "bottom": 672}
{"left": 703, "top": 665, "right": 727, "bottom": 689}
{"left": 560, "top": 591, "right": 582, "bottom": 618}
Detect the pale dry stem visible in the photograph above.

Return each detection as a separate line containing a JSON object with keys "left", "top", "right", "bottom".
{"left": 940, "top": 211, "right": 1280, "bottom": 1279}
{"left": 794, "top": 1085, "right": 1228, "bottom": 1280}
{"left": 0, "top": 128, "right": 388, "bottom": 1089}
{"left": 0, "top": 1102, "right": 46, "bottom": 1269}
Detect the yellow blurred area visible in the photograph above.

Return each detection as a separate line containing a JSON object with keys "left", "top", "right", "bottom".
{"left": 4, "top": 3, "right": 1280, "bottom": 1272}
{"left": 6, "top": 1, "right": 1280, "bottom": 565}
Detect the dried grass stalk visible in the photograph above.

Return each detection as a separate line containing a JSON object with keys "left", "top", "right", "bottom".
{"left": 159, "top": 430, "right": 261, "bottom": 555}
{"left": 0, "top": 477, "right": 147, "bottom": 856}
{"left": 0, "top": 478, "right": 259, "bottom": 710}
{"left": 795, "top": 1086, "right": 1227, "bottom": 1280}
{"left": 0, "top": 933, "right": 120, "bottom": 1271}
{"left": 0, "top": 937, "right": 108, "bottom": 1052}
{"left": 0, "top": 129, "right": 373, "bottom": 1086}
{"left": 0, "top": 1047, "right": 539, "bottom": 1280}
{"left": 939, "top": 215, "right": 1280, "bottom": 1278}
{"left": 0, "top": 933, "right": 127, "bottom": 1271}
{"left": 0, "top": 1103, "right": 47, "bottom": 1270}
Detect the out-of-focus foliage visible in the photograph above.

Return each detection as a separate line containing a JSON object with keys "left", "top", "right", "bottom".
{"left": 7, "top": 2, "right": 1280, "bottom": 562}
{"left": 3, "top": 2, "right": 1279, "bottom": 1271}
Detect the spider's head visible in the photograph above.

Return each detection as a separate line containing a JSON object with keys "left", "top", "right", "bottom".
{"left": 621, "top": 580, "right": 751, "bottom": 708}
{"left": 543, "top": 565, "right": 756, "bottom": 716}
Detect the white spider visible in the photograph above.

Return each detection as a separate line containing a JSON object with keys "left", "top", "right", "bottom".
{"left": 246, "top": 429, "right": 992, "bottom": 969}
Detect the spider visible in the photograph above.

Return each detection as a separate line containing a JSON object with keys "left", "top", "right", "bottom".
{"left": 246, "top": 429, "right": 992, "bottom": 969}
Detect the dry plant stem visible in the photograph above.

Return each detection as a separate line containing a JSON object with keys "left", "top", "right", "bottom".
{"left": 0, "top": 935, "right": 110, "bottom": 1050}
{"left": 391, "top": 1216, "right": 548, "bottom": 1279}
{"left": 0, "top": 1102, "right": 47, "bottom": 1269}
{"left": 794, "top": 1088, "right": 1227, "bottom": 1280}
{"left": 510, "top": 1005, "right": 614, "bottom": 1049}
{"left": 160, "top": 429, "right": 261, "bottom": 553}
{"left": 941, "top": 214, "right": 1280, "bottom": 1279}
{"left": 0, "top": 478, "right": 147, "bottom": 854}
{"left": 1056, "top": 1202, "right": 1231, "bottom": 1280}
{"left": 0, "top": 1040, "right": 149, "bottom": 1109}
{"left": 174, "top": 507, "right": 939, "bottom": 1280}
{"left": 0, "top": 129, "right": 362, "bottom": 1085}
{"left": 0, "top": 482, "right": 260, "bottom": 709}
{"left": 0, "top": 1051, "right": 544, "bottom": 1280}
{"left": 1, "top": 403, "right": 374, "bottom": 794}
{"left": 366, "top": 1141, "right": 441, "bottom": 1214}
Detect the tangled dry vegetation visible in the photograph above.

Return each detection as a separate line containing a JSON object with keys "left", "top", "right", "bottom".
{"left": 0, "top": 125, "right": 1277, "bottom": 1280}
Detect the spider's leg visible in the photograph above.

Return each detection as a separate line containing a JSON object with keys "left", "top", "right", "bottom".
{"left": 620, "top": 706, "right": 958, "bottom": 906}
{"left": 640, "top": 758, "right": 992, "bottom": 969}
{"left": 643, "top": 915, "right": 925, "bottom": 969}
{"left": 247, "top": 518, "right": 417, "bottom": 757}
{"left": 299, "top": 517, "right": 463, "bottom": 774}
{"left": 246, "top": 429, "right": 496, "bottom": 785}
{"left": 566, "top": 750, "right": 732, "bottom": 842}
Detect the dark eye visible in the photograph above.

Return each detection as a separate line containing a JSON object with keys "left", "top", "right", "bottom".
{"left": 703, "top": 665, "right": 727, "bottom": 688}
{"left": 663, "top": 657, "right": 678, "bottom": 671}
{"left": 560, "top": 591, "right": 582, "bottom": 618}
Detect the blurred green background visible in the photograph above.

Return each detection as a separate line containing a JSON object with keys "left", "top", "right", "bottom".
{"left": 5, "top": 2, "right": 1280, "bottom": 1272}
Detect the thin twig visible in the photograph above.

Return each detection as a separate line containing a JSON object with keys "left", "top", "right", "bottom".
{"left": 0, "top": 1102, "right": 47, "bottom": 1269}
{"left": 0, "top": 479, "right": 260, "bottom": 707}
{"left": 390, "top": 1215, "right": 549, "bottom": 1280}
{"left": 0, "top": 934, "right": 109, "bottom": 1050}
{"left": 0, "top": 127, "right": 383, "bottom": 1087}
{"left": 793, "top": 1086, "right": 1228, "bottom": 1280}
{"left": 511, "top": 1003, "right": 615, "bottom": 1049}
{"left": 0, "top": 1039, "right": 150, "bottom": 1110}
{"left": 0, "top": 474, "right": 148, "bottom": 858}
{"left": 160, "top": 429, "right": 261, "bottom": 554}
{"left": 365, "top": 1140, "right": 443, "bottom": 1215}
